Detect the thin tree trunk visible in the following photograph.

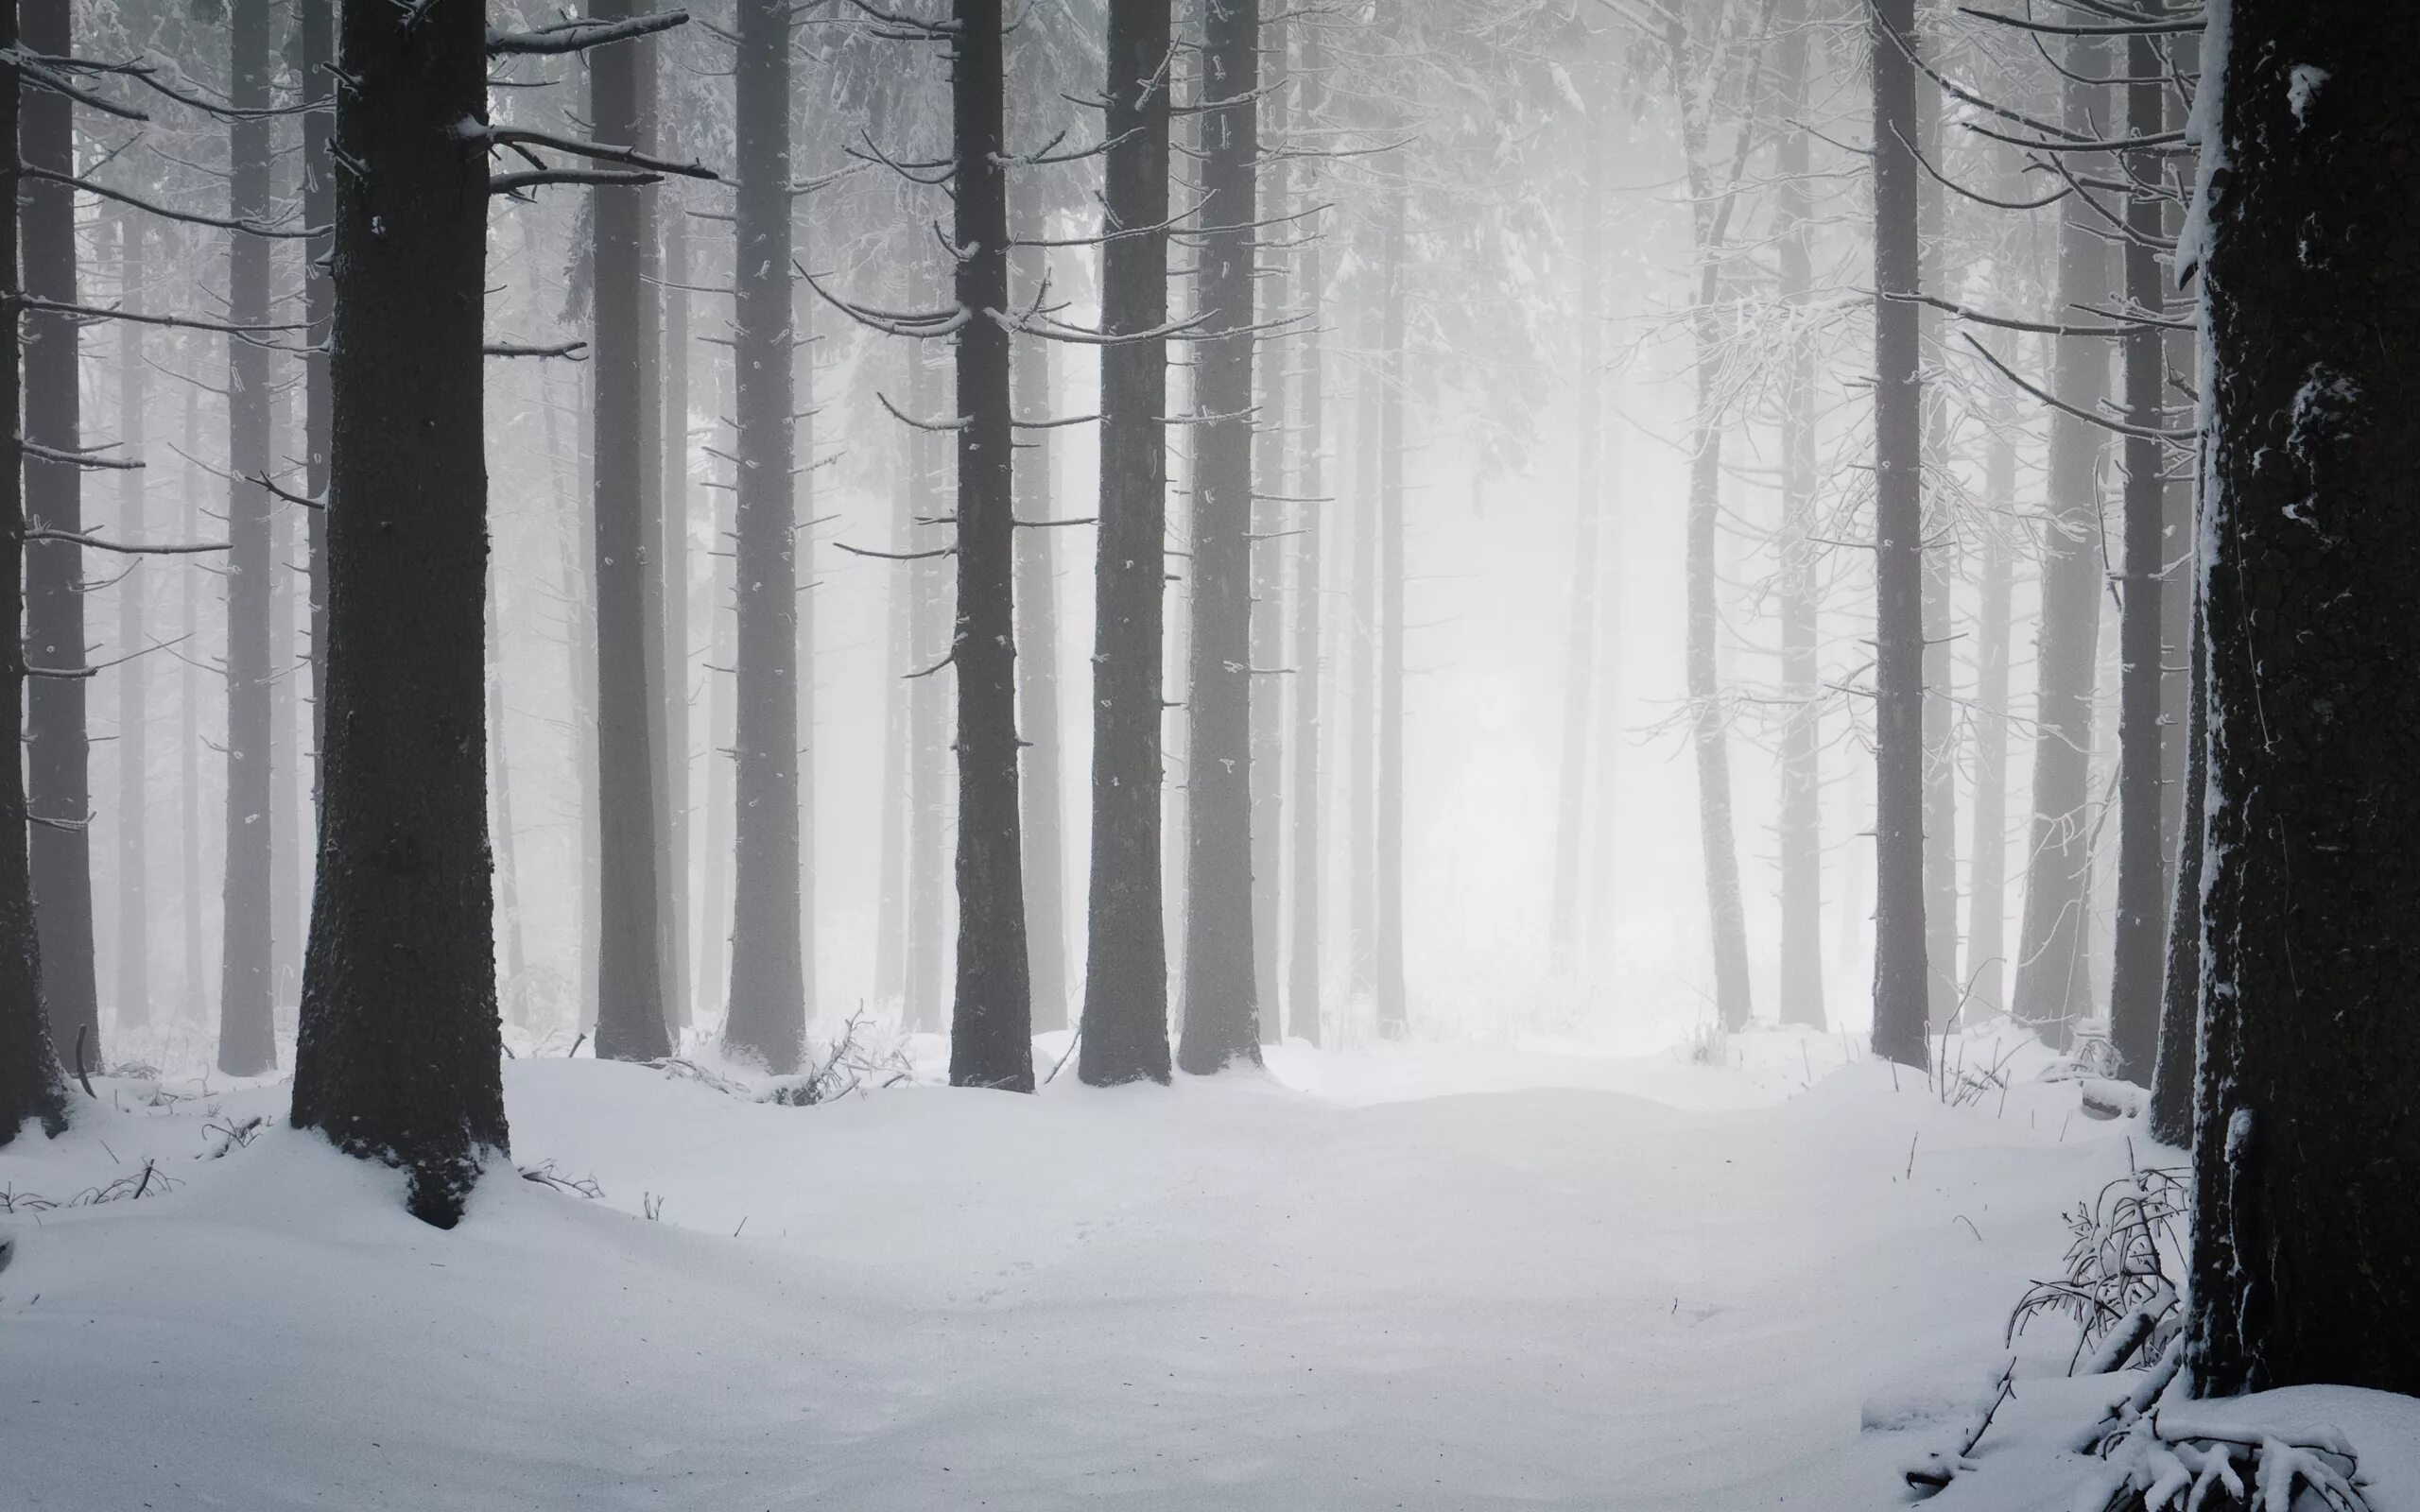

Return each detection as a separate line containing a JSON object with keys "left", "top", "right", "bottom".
{"left": 216, "top": 0, "right": 277, "bottom": 1076}
{"left": 182, "top": 387, "right": 205, "bottom": 1021}
{"left": 289, "top": 0, "right": 507, "bottom": 1228}
{"left": 0, "top": 0, "right": 69, "bottom": 1140}
{"left": 1346, "top": 289, "right": 1380, "bottom": 1005}
{"left": 1177, "top": 0, "right": 1265, "bottom": 1074}
{"left": 1076, "top": 0, "right": 1174, "bottom": 1088}
{"left": 1284, "top": 14, "right": 1325, "bottom": 1048}
{"left": 1248, "top": 27, "right": 1289, "bottom": 1043}
{"left": 1010, "top": 204, "right": 1068, "bottom": 1036}
{"left": 792, "top": 193, "right": 819, "bottom": 1040}
{"left": 1773, "top": 0, "right": 1824, "bottom": 1028}
{"left": 698, "top": 347, "right": 735, "bottom": 1024}
{"left": 589, "top": 0, "right": 670, "bottom": 1061}
{"left": 724, "top": 0, "right": 806, "bottom": 1073}
{"left": 2106, "top": 14, "right": 2171, "bottom": 1084}
{"left": 1868, "top": 0, "right": 1927, "bottom": 1068}
{"left": 1549, "top": 117, "right": 1607, "bottom": 979}
{"left": 906, "top": 325, "right": 948, "bottom": 1036}
{"left": 1964, "top": 392, "right": 2015, "bottom": 1021}
{"left": 302, "top": 0, "right": 332, "bottom": 809}
{"left": 873, "top": 341, "right": 910, "bottom": 1013}
{"left": 270, "top": 404, "right": 301, "bottom": 1006}
{"left": 2183, "top": 0, "right": 2420, "bottom": 1396}
{"left": 1916, "top": 20, "right": 1958, "bottom": 1036}
{"left": 2011, "top": 37, "right": 2111, "bottom": 1049}
{"left": 659, "top": 192, "right": 692, "bottom": 1040}
{"left": 115, "top": 216, "right": 150, "bottom": 1030}
{"left": 1372, "top": 176, "right": 1409, "bottom": 1041}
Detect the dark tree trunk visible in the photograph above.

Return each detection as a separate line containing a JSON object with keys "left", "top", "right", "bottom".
{"left": 1176, "top": 0, "right": 1264, "bottom": 1074}
{"left": 723, "top": 0, "right": 806, "bottom": 1074}
{"left": 1867, "top": 0, "right": 1927, "bottom": 1069}
{"left": 2149, "top": 587, "right": 2202, "bottom": 1147}
{"left": 302, "top": 0, "right": 332, "bottom": 805}
{"left": 2107, "top": 14, "right": 2172, "bottom": 1084}
{"left": 2183, "top": 0, "right": 2420, "bottom": 1398}
{"left": 115, "top": 217, "right": 150, "bottom": 1029}
{"left": 1284, "top": 14, "right": 1324, "bottom": 1047}
{"left": 2012, "top": 37, "right": 2111, "bottom": 1048}
{"left": 1773, "top": 0, "right": 1824, "bottom": 1028}
{"left": 22, "top": 0, "right": 96, "bottom": 1068}
{"left": 1076, "top": 0, "right": 1174, "bottom": 1088}
{"left": 1964, "top": 391, "right": 2015, "bottom": 1021}
{"left": 1915, "top": 28, "right": 1958, "bottom": 1036}
{"left": 589, "top": 0, "right": 670, "bottom": 1062}
{"left": 0, "top": 0, "right": 69, "bottom": 1142}
{"left": 288, "top": 0, "right": 507, "bottom": 1228}
{"left": 946, "top": 0, "right": 1033, "bottom": 1092}
{"left": 216, "top": 0, "right": 277, "bottom": 1076}
{"left": 1009, "top": 202, "right": 1067, "bottom": 1036}
{"left": 1372, "top": 176, "right": 1409, "bottom": 1041}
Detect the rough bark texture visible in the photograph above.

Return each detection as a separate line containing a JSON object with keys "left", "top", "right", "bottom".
{"left": 0, "top": 0, "right": 70, "bottom": 1143}
{"left": 288, "top": 0, "right": 507, "bottom": 1228}
{"left": 2183, "top": 0, "right": 2420, "bottom": 1398}
{"left": 1177, "top": 0, "right": 1264, "bottom": 1074}
{"left": 1076, "top": 0, "right": 1174, "bottom": 1088}
{"left": 589, "top": 0, "right": 671, "bottom": 1062}
{"left": 722, "top": 0, "right": 805, "bottom": 1074}
{"left": 1867, "top": 0, "right": 1927, "bottom": 1069}
{"left": 2011, "top": 39, "right": 2110, "bottom": 1048}
{"left": 23, "top": 0, "right": 96, "bottom": 1069}
{"left": 1772, "top": 0, "right": 1824, "bottom": 1028}
{"left": 216, "top": 0, "right": 277, "bottom": 1076}
{"left": 114, "top": 218, "right": 149, "bottom": 1029}
{"left": 946, "top": 0, "right": 1034, "bottom": 1093}
{"left": 2107, "top": 18, "right": 2172, "bottom": 1084}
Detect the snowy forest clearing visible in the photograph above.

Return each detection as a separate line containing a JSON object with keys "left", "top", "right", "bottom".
{"left": 15, "top": 1029, "right": 2408, "bottom": 1511}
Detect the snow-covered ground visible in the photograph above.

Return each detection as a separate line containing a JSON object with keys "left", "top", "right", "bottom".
{"left": 3, "top": 1025, "right": 2411, "bottom": 1510}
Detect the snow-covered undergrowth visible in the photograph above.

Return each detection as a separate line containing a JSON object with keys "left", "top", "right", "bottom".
{"left": 3, "top": 1023, "right": 2411, "bottom": 1509}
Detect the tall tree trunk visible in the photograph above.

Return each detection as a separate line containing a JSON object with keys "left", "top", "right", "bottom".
{"left": 2184, "top": 0, "right": 2420, "bottom": 1397}
{"left": 2011, "top": 37, "right": 2111, "bottom": 1049}
{"left": 115, "top": 217, "right": 150, "bottom": 1030}
{"left": 289, "top": 0, "right": 507, "bottom": 1228}
{"left": 23, "top": 0, "right": 96, "bottom": 1068}
{"left": 216, "top": 0, "right": 277, "bottom": 1075}
{"left": 302, "top": 0, "right": 332, "bottom": 808}
{"left": 906, "top": 320, "right": 948, "bottom": 1036}
{"left": 1010, "top": 206, "right": 1068, "bottom": 1036}
{"left": 1076, "top": 0, "right": 1175, "bottom": 1088}
{"left": 1346, "top": 288, "right": 1380, "bottom": 1005}
{"left": 945, "top": 0, "right": 1032, "bottom": 1091}
{"left": 1773, "top": 0, "right": 1824, "bottom": 1027}
{"left": 657, "top": 189, "right": 691, "bottom": 1040}
{"left": 873, "top": 340, "right": 910, "bottom": 1014}
{"left": 2149, "top": 586, "right": 2202, "bottom": 1147}
{"left": 589, "top": 0, "right": 670, "bottom": 1061}
{"left": 1548, "top": 115, "right": 1607, "bottom": 979}
{"left": 1867, "top": 0, "right": 1927, "bottom": 1068}
{"left": 1674, "top": 18, "right": 1753, "bottom": 1035}
{"left": 1372, "top": 175, "right": 1409, "bottom": 1041}
{"left": 182, "top": 387, "right": 205, "bottom": 1020}
{"left": 698, "top": 348, "right": 735, "bottom": 1023}
{"left": 1248, "top": 26, "right": 1288, "bottom": 1043}
{"left": 270, "top": 404, "right": 302, "bottom": 1005}
{"left": 1964, "top": 390, "right": 2015, "bottom": 1021}
{"left": 1284, "top": 14, "right": 1325, "bottom": 1048}
{"left": 791, "top": 203, "right": 818, "bottom": 1030}
{"left": 1915, "top": 31, "right": 1959, "bottom": 1035}
{"left": 0, "top": 0, "right": 69, "bottom": 1141}
{"left": 2107, "top": 15, "right": 2171, "bottom": 1084}
{"left": 1177, "top": 0, "right": 1265, "bottom": 1074}
{"left": 569, "top": 360, "right": 601, "bottom": 1035}
{"left": 724, "top": 0, "right": 806, "bottom": 1073}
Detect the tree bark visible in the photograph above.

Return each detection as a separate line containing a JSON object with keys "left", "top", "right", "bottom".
{"left": 1076, "top": 0, "right": 1174, "bottom": 1088}
{"left": 22, "top": 0, "right": 97, "bottom": 1069}
{"left": 945, "top": 0, "right": 1034, "bottom": 1092}
{"left": 906, "top": 320, "right": 948, "bottom": 1037}
{"left": 0, "top": 0, "right": 69, "bottom": 1142}
{"left": 1248, "top": 29, "right": 1289, "bottom": 1043}
{"left": 1868, "top": 0, "right": 1927, "bottom": 1069}
{"left": 115, "top": 216, "right": 150, "bottom": 1029}
{"left": 1176, "top": 0, "right": 1265, "bottom": 1074}
{"left": 589, "top": 0, "right": 670, "bottom": 1062}
{"left": 1773, "top": 0, "right": 1824, "bottom": 1028}
{"left": 288, "top": 0, "right": 507, "bottom": 1228}
{"left": 2183, "top": 0, "right": 2420, "bottom": 1398}
{"left": 216, "top": 0, "right": 277, "bottom": 1076}
{"left": 2011, "top": 37, "right": 2111, "bottom": 1049}
{"left": 2107, "top": 13, "right": 2172, "bottom": 1084}
{"left": 723, "top": 0, "right": 806, "bottom": 1074}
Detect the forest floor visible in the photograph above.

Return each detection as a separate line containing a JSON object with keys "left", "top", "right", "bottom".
{"left": 3, "top": 1022, "right": 2413, "bottom": 1510}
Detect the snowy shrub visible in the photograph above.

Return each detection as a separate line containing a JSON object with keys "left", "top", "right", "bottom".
{"left": 2009, "top": 1161, "right": 2187, "bottom": 1375}
{"left": 763, "top": 1013, "right": 915, "bottom": 1107}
